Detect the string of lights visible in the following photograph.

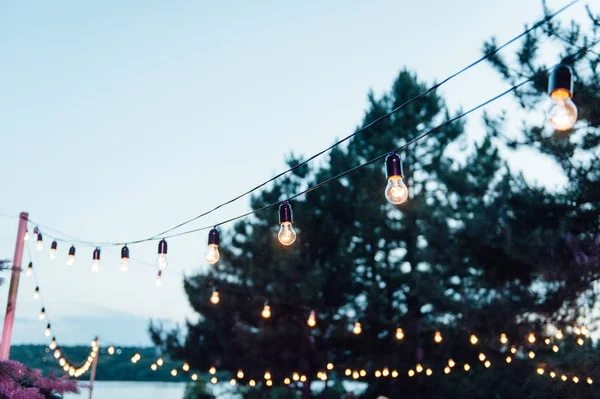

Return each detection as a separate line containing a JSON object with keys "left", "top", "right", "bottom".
{"left": 23, "top": 0, "right": 581, "bottom": 249}
{"left": 23, "top": 241, "right": 99, "bottom": 379}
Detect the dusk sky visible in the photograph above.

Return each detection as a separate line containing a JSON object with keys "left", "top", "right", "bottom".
{"left": 0, "top": 0, "right": 590, "bottom": 346}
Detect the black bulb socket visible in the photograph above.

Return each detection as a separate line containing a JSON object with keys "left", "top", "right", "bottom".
{"left": 385, "top": 152, "right": 403, "bottom": 179}
{"left": 548, "top": 64, "right": 574, "bottom": 97}
{"left": 51, "top": 241, "right": 57, "bottom": 250}
{"left": 68, "top": 246, "right": 76, "bottom": 256}
{"left": 279, "top": 201, "right": 293, "bottom": 224}
{"left": 37, "top": 233, "right": 43, "bottom": 242}
{"left": 158, "top": 239, "right": 168, "bottom": 255}
{"left": 208, "top": 228, "right": 220, "bottom": 246}
{"left": 121, "top": 245, "right": 129, "bottom": 260}
{"left": 93, "top": 248, "right": 101, "bottom": 261}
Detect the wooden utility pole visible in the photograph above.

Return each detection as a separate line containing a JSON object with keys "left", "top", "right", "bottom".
{"left": 0, "top": 212, "right": 28, "bottom": 360}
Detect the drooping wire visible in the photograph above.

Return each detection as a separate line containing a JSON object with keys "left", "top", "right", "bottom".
{"left": 26, "top": 0, "right": 581, "bottom": 247}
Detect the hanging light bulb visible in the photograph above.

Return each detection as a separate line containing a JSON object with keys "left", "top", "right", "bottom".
{"left": 39, "top": 307, "right": 46, "bottom": 320}
{"left": 236, "top": 370, "right": 244, "bottom": 379}
{"left": 26, "top": 262, "right": 33, "bottom": 276}
{"left": 548, "top": 64, "right": 577, "bottom": 131}
{"left": 92, "top": 248, "right": 101, "bottom": 273}
{"left": 276, "top": 201, "right": 297, "bottom": 247}
{"left": 156, "top": 270, "right": 162, "bottom": 287}
{"left": 209, "top": 366, "right": 216, "bottom": 375}
{"left": 36, "top": 233, "right": 43, "bottom": 251}
{"left": 434, "top": 331, "right": 443, "bottom": 343}
{"left": 66, "top": 246, "right": 76, "bottom": 266}
{"left": 33, "top": 286, "right": 40, "bottom": 300}
{"left": 49, "top": 337, "right": 57, "bottom": 350}
{"left": 470, "top": 334, "right": 478, "bottom": 345}
{"left": 528, "top": 333, "right": 536, "bottom": 344}
{"left": 155, "top": 239, "right": 168, "bottom": 270}
{"left": 500, "top": 333, "right": 508, "bottom": 344}
{"left": 24, "top": 229, "right": 30, "bottom": 242}
{"left": 262, "top": 302, "right": 271, "bottom": 319}
{"left": 264, "top": 371, "right": 271, "bottom": 380}
{"left": 182, "top": 362, "right": 190, "bottom": 372}
{"left": 54, "top": 349, "right": 61, "bottom": 359}
{"left": 555, "top": 330, "right": 563, "bottom": 340}
{"left": 395, "top": 327, "right": 404, "bottom": 340}
{"left": 49, "top": 241, "right": 57, "bottom": 260}
{"left": 353, "top": 321, "right": 362, "bottom": 335}
{"left": 205, "top": 228, "right": 220, "bottom": 264}
{"left": 307, "top": 310, "right": 316, "bottom": 327}
{"left": 384, "top": 152, "right": 408, "bottom": 205}
{"left": 210, "top": 289, "right": 220, "bottom": 304}
{"left": 44, "top": 323, "right": 51, "bottom": 337}
{"left": 120, "top": 245, "right": 129, "bottom": 272}
{"left": 157, "top": 358, "right": 164, "bottom": 367}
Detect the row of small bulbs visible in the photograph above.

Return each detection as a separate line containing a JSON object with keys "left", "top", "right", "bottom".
{"left": 51, "top": 338, "right": 99, "bottom": 379}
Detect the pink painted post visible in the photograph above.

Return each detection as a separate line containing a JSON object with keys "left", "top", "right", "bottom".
{"left": 89, "top": 341, "right": 99, "bottom": 399}
{"left": 0, "top": 212, "right": 28, "bottom": 360}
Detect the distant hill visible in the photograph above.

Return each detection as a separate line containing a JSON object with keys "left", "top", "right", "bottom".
{"left": 10, "top": 344, "right": 199, "bottom": 382}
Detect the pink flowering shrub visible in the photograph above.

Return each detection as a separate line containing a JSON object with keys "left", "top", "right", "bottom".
{"left": 0, "top": 360, "right": 78, "bottom": 398}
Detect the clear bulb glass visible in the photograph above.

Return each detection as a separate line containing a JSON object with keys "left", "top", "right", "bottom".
{"left": 210, "top": 292, "right": 220, "bottom": 304}
{"left": 278, "top": 222, "right": 297, "bottom": 246}
{"left": 156, "top": 253, "right": 168, "bottom": 270}
{"left": 385, "top": 176, "right": 408, "bottom": 205}
{"left": 49, "top": 340, "right": 57, "bottom": 350}
{"left": 155, "top": 275, "right": 162, "bottom": 287}
{"left": 36, "top": 241, "right": 43, "bottom": 251}
{"left": 262, "top": 305, "right": 271, "bottom": 318}
{"left": 49, "top": 249, "right": 56, "bottom": 260}
{"left": 33, "top": 291, "right": 39, "bottom": 300}
{"left": 66, "top": 255, "right": 75, "bottom": 266}
{"left": 39, "top": 311, "right": 46, "bottom": 320}
{"left": 120, "top": 258, "right": 129, "bottom": 272}
{"left": 205, "top": 244, "right": 220, "bottom": 264}
{"left": 24, "top": 231, "right": 30, "bottom": 241}
{"left": 45, "top": 328, "right": 51, "bottom": 337}
{"left": 26, "top": 267, "right": 32, "bottom": 277}
{"left": 548, "top": 90, "right": 578, "bottom": 131}
{"left": 91, "top": 260, "right": 100, "bottom": 273}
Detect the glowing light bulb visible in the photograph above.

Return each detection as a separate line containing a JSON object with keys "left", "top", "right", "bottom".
{"left": 587, "top": 377, "right": 593, "bottom": 385}
{"left": 108, "top": 346, "right": 115, "bottom": 355}
{"left": 54, "top": 349, "right": 61, "bottom": 359}
{"left": 528, "top": 333, "right": 536, "bottom": 344}
{"left": 277, "top": 202, "right": 296, "bottom": 245}
{"left": 209, "top": 366, "right": 216, "bottom": 375}
{"left": 510, "top": 346, "right": 517, "bottom": 354}
{"left": 361, "top": 369, "right": 367, "bottom": 377}
{"left": 171, "top": 369, "right": 177, "bottom": 377}
{"left": 326, "top": 363, "right": 334, "bottom": 371}
{"left": 500, "top": 333, "right": 508, "bottom": 344}
{"left": 264, "top": 371, "right": 271, "bottom": 380}
{"left": 426, "top": 368, "right": 432, "bottom": 376}
{"left": 408, "top": 369, "right": 415, "bottom": 377}
{"left": 444, "top": 367, "right": 451, "bottom": 374}
{"left": 49, "top": 241, "right": 57, "bottom": 260}
{"left": 266, "top": 380, "right": 273, "bottom": 387}
{"left": 416, "top": 364, "right": 423, "bottom": 373}
{"left": 382, "top": 368, "right": 389, "bottom": 377}
{"left": 262, "top": 303, "right": 271, "bottom": 319}
{"left": 59, "top": 358, "right": 66, "bottom": 366}
{"left": 561, "top": 374, "right": 567, "bottom": 382}
{"left": 548, "top": 92, "right": 577, "bottom": 131}
{"left": 352, "top": 371, "right": 359, "bottom": 379}
{"left": 182, "top": 362, "right": 190, "bottom": 372}
{"left": 39, "top": 307, "right": 46, "bottom": 320}
{"left": 506, "top": 356, "right": 512, "bottom": 364}
{"left": 484, "top": 360, "right": 491, "bottom": 368}
{"left": 470, "top": 334, "right": 478, "bottom": 345}
{"left": 36, "top": 233, "right": 43, "bottom": 251}
{"left": 577, "top": 338, "right": 584, "bottom": 346}
{"left": 156, "top": 271, "right": 162, "bottom": 287}
{"left": 236, "top": 370, "right": 244, "bottom": 379}
{"left": 156, "top": 239, "right": 168, "bottom": 270}
{"left": 478, "top": 353, "right": 486, "bottom": 362}
{"left": 210, "top": 290, "right": 220, "bottom": 304}
{"left": 573, "top": 376, "right": 579, "bottom": 384}
{"left": 391, "top": 370, "right": 398, "bottom": 378}
{"left": 157, "top": 358, "right": 164, "bottom": 367}
{"left": 67, "top": 246, "right": 76, "bottom": 266}
{"left": 384, "top": 153, "right": 408, "bottom": 205}
{"left": 205, "top": 228, "right": 220, "bottom": 264}
{"left": 528, "top": 351, "right": 535, "bottom": 359}
{"left": 581, "top": 325, "right": 589, "bottom": 336}
{"left": 375, "top": 370, "right": 381, "bottom": 378}
{"left": 464, "top": 364, "right": 470, "bottom": 372}
{"left": 120, "top": 245, "right": 130, "bottom": 272}
{"left": 448, "top": 359, "right": 455, "bottom": 368}
{"left": 26, "top": 262, "right": 33, "bottom": 276}
{"left": 24, "top": 230, "right": 30, "bottom": 241}
{"left": 211, "top": 377, "right": 217, "bottom": 384}
{"left": 151, "top": 364, "right": 157, "bottom": 371}
{"left": 45, "top": 323, "right": 51, "bottom": 337}
{"left": 550, "top": 371, "right": 556, "bottom": 378}
{"left": 555, "top": 330, "right": 563, "bottom": 340}
{"left": 249, "top": 379, "right": 256, "bottom": 386}
{"left": 92, "top": 248, "right": 100, "bottom": 273}
{"left": 294, "top": 372, "right": 301, "bottom": 380}
{"left": 33, "top": 286, "right": 40, "bottom": 300}
{"left": 353, "top": 322, "right": 362, "bottom": 335}
{"left": 434, "top": 331, "right": 442, "bottom": 343}
{"left": 544, "top": 338, "right": 551, "bottom": 345}
{"left": 395, "top": 327, "right": 404, "bottom": 340}
{"left": 307, "top": 310, "right": 316, "bottom": 327}
{"left": 537, "top": 368, "right": 544, "bottom": 375}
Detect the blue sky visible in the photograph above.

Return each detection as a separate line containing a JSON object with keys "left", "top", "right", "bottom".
{"left": 0, "top": 1, "right": 589, "bottom": 346}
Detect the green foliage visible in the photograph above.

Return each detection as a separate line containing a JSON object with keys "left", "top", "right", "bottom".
{"left": 153, "top": 5, "right": 600, "bottom": 399}
{"left": 183, "top": 379, "right": 215, "bottom": 399}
